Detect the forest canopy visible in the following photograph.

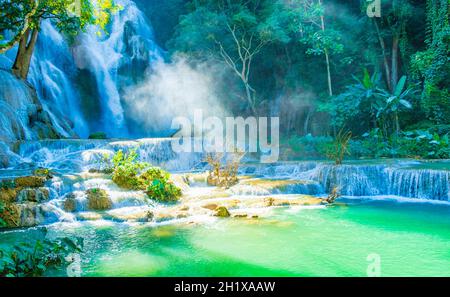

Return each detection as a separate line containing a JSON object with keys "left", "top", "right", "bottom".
{"left": 157, "top": 0, "right": 449, "bottom": 159}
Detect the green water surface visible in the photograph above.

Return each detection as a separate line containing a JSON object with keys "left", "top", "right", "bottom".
{"left": 1, "top": 199, "right": 450, "bottom": 277}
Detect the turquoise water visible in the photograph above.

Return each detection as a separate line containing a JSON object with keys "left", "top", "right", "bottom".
{"left": 2, "top": 198, "right": 449, "bottom": 277}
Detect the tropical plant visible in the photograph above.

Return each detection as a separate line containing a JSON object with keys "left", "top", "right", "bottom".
{"left": 111, "top": 149, "right": 149, "bottom": 190}
{"left": 374, "top": 76, "right": 417, "bottom": 136}
{"left": 325, "top": 129, "right": 352, "bottom": 165}
{"left": 0, "top": 229, "right": 83, "bottom": 277}
{"left": 139, "top": 167, "right": 182, "bottom": 203}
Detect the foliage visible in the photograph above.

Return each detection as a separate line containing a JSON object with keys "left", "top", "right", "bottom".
{"left": 0, "top": 229, "right": 83, "bottom": 277}
{"left": 88, "top": 132, "right": 108, "bottom": 140}
{"left": 110, "top": 150, "right": 182, "bottom": 202}
{"left": 0, "top": 201, "right": 6, "bottom": 227}
{"left": 139, "top": 168, "right": 182, "bottom": 203}
{"left": 373, "top": 76, "right": 417, "bottom": 135}
{"left": 410, "top": 0, "right": 450, "bottom": 124}
{"left": 111, "top": 149, "right": 149, "bottom": 190}
{"left": 320, "top": 69, "right": 381, "bottom": 131}
{"left": 324, "top": 130, "right": 352, "bottom": 165}
{"left": 282, "top": 134, "right": 332, "bottom": 160}
{"left": 33, "top": 168, "right": 53, "bottom": 179}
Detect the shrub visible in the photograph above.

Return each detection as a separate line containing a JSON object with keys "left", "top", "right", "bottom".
{"left": 205, "top": 152, "right": 244, "bottom": 188}
{"left": 111, "top": 149, "right": 149, "bottom": 190}
{"left": 139, "top": 168, "right": 182, "bottom": 203}
{"left": 110, "top": 150, "right": 182, "bottom": 202}
{"left": 0, "top": 229, "right": 83, "bottom": 277}
{"left": 88, "top": 132, "right": 108, "bottom": 139}
{"left": 324, "top": 130, "right": 352, "bottom": 165}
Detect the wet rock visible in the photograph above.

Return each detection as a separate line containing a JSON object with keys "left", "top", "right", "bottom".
{"left": 88, "top": 168, "right": 114, "bottom": 174}
{"left": 64, "top": 194, "right": 77, "bottom": 212}
{"left": 233, "top": 213, "right": 248, "bottom": 218}
{"left": 202, "top": 203, "right": 219, "bottom": 211}
{"left": 77, "top": 212, "right": 103, "bottom": 221}
{"left": 214, "top": 206, "right": 231, "bottom": 218}
{"left": 105, "top": 209, "right": 154, "bottom": 222}
{"left": 86, "top": 188, "right": 112, "bottom": 211}
{"left": 16, "top": 188, "right": 49, "bottom": 203}
{"left": 0, "top": 187, "right": 18, "bottom": 203}
{"left": 15, "top": 176, "right": 47, "bottom": 188}
{"left": 0, "top": 203, "right": 44, "bottom": 228}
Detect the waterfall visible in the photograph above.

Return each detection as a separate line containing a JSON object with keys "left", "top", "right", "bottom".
{"left": 240, "top": 162, "right": 450, "bottom": 201}
{"left": 301, "top": 163, "right": 450, "bottom": 201}
{"left": 15, "top": 139, "right": 203, "bottom": 173}
{"left": 1, "top": 0, "right": 161, "bottom": 140}
{"left": 71, "top": 0, "right": 161, "bottom": 137}
{"left": 29, "top": 21, "right": 89, "bottom": 138}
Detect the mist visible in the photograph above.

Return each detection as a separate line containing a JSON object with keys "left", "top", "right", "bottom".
{"left": 123, "top": 55, "right": 229, "bottom": 136}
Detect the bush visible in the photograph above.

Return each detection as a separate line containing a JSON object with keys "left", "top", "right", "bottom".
{"left": 110, "top": 150, "right": 182, "bottom": 202}
{"left": 282, "top": 134, "right": 332, "bottom": 160}
{"left": 88, "top": 132, "right": 108, "bottom": 140}
{"left": 0, "top": 229, "right": 83, "bottom": 277}
{"left": 111, "top": 149, "right": 148, "bottom": 190}
{"left": 139, "top": 168, "right": 182, "bottom": 203}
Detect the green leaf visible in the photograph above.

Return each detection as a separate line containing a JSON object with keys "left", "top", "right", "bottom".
{"left": 394, "top": 76, "right": 407, "bottom": 97}
{"left": 399, "top": 99, "right": 412, "bottom": 109}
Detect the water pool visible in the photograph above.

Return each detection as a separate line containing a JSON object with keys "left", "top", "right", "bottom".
{"left": 2, "top": 198, "right": 449, "bottom": 277}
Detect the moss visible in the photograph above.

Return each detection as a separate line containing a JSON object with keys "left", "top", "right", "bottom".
{"left": 0, "top": 203, "right": 20, "bottom": 228}
{"left": 86, "top": 188, "right": 112, "bottom": 211}
{"left": 14, "top": 176, "right": 46, "bottom": 188}
{"left": 33, "top": 168, "right": 53, "bottom": 179}
{"left": 0, "top": 188, "right": 18, "bottom": 203}
{"left": 214, "top": 206, "right": 231, "bottom": 218}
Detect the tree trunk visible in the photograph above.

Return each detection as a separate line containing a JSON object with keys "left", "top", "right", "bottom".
{"left": 318, "top": 0, "right": 333, "bottom": 97}
{"left": 244, "top": 82, "right": 257, "bottom": 115}
{"left": 12, "top": 25, "right": 39, "bottom": 80}
{"left": 374, "top": 19, "right": 392, "bottom": 92}
{"left": 391, "top": 34, "right": 399, "bottom": 91}
{"left": 304, "top": 107, "right": 313, "bottom": 135}
{"left": 324, "top": 49, "right": 333, "bottom": 96}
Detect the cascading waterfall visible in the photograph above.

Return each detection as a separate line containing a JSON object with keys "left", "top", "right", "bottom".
{"left": 71, "top": 0, "right": 161, "bottom": 137}
{"left": 1, "top": 0, "right": 161, "bottom": 141}
{"left": 29, "top": 21, "right": 89, "bottom": 138}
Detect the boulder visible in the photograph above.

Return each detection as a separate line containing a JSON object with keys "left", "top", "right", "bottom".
{"left": 86, "top": 188, "right": 112, "bottom": 211}
{"left": 214, "top": 206, "right": 231, "bottom": 218}
{"left": 15, "top": 176, "right": 47, "bottom": 188}
{"left": 64, "top": 194, "right": 77, "bottom": 212}
{"left": 0, "top": 187, "right": 18, "bottom": 203}
{"left": 16, "top": 188, "right": 49, "bottom": 203}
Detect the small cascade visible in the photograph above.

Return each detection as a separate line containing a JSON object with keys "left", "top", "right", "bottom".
{"left": 0, "top": 71, "right": 39, "bottom": 141}
{"left": 14, "top": 138, "right": 203, "bottom": 173}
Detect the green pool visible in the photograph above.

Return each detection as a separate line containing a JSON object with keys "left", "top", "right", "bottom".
{"left": 1, "top": 198, "right": 450, "bottom": 277}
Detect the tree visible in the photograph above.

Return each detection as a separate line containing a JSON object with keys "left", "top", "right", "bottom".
{"left": 284, "top": 0, "right": 343, "bottom": 97}
{"left": 368, "top": 0, "right": 413, "bottom": 92}
{"left": 169, "top": 0, "right": 291, "bottom": 114}
{"left": 410, "top": 0, "right": 450, "bottom": 124}
{"left": 0, "top": 0, "right": 120, "bottom": 80}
